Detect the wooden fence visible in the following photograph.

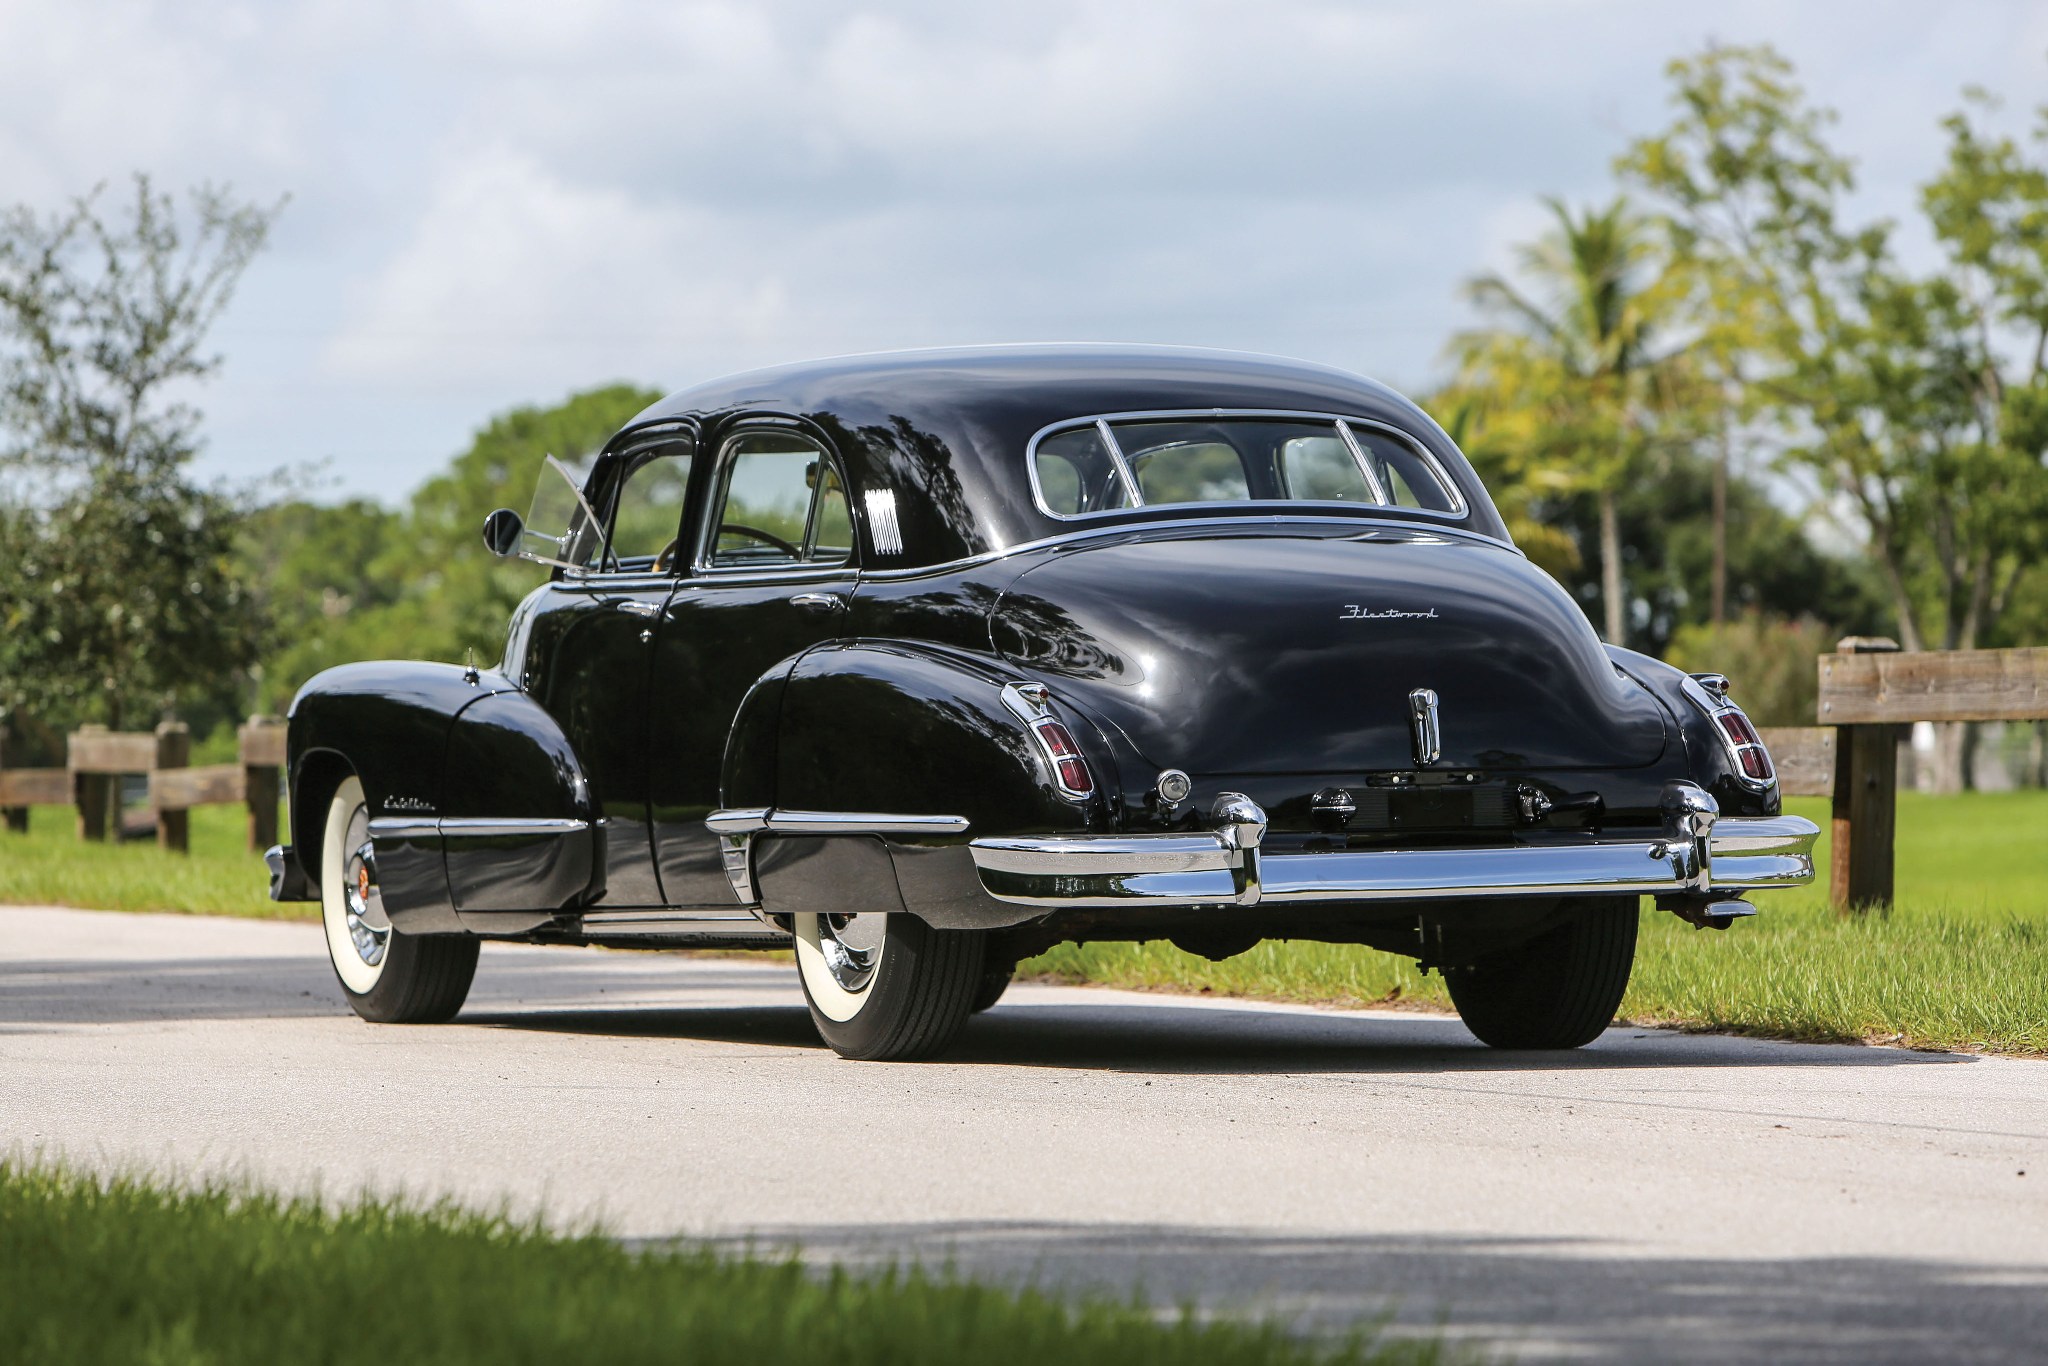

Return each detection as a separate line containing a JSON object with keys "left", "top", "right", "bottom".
{"left": 1763, "top": 641, "right": 2048, "bottom": 911}
{"left": 0, "top": 717, "right": 284, "bottom": 854}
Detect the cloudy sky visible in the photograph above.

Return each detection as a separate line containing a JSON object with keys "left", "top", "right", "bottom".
{"left": 3, "top": 0, "right": 2042, "bottom": 503}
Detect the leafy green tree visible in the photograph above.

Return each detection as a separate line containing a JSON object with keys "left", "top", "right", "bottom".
{"left": 0, "top": 177, "right": 280, "bottom": 734}
{"left": 1619, "top": 45, "right": 2048, "bottom": 658}
{"left": 1451, "top": 196, "right": 1699, "bottom": 646}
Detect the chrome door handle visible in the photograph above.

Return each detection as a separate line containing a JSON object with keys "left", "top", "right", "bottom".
{"left": 616, "top": 600, "right": 661, "bottom": 618}
{"left": 789, "top": 592, "right": 845, "bottom": 614}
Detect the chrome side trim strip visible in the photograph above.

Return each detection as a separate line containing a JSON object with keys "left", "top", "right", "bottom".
{"left": 439, "top": 817, "right": 590, "bottom": 837}
{"left": 369, "top": 816, "right": 591, "bottom": 841}
{"left": 366, "top": 818, "right": 441, "bottom": 841}
{"left": 704, "top": 808, "right": 968, "bottom": 837}
{"left": 705, "top": 807, "right": 772, "bottom": 835}
{"left": 766, "top": 810, "right": 970, "bottom": 836}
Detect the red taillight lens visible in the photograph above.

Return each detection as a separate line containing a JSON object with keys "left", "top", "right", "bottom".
{"left": 1031, "top": 719, "right": 1093, "bottom": 796}
{"left": 1712, "top": 706, "right": 1774, "bottom": 783}
{"left": 1717, "top": 711, "right": 1761, "bottom": 746}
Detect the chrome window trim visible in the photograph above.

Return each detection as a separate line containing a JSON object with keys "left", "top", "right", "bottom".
{"left": 1025, "top": 409, "right": 1469, "bottom": 523}
{"left": 692, "top": 426, "right": 855, "bottom": 578}
{"left": 542, "top": 571, "right": 677, "bottom": 594}
{"left": 1331, "top": 418, "right": 1392, "bottom": 505}
{"left": 852, "top": 512, "right": 1521, "bottom": 583}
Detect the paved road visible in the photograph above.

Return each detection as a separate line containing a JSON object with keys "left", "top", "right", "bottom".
{"left": 3, "top": 906, "right": 2044, "bottom": 1362}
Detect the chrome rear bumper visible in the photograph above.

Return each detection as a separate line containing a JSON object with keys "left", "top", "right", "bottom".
{"left": 969, "top": 783, "right": 1817, "bottom": 910}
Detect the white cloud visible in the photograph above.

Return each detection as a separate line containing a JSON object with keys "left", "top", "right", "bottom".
{"left": 0, "top": 0, "right": 2041, "bottom": 496}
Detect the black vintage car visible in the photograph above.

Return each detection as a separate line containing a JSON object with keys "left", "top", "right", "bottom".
{"left": 268, "top": 345, "right": 1817, "bottom": 1060}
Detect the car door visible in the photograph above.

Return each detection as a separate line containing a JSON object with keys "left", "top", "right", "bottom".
{"left": 647, "top": 423, "right": 857, "bottom": 905}
{"left": 515, "top": 437, "right": 696, "bottom": 907}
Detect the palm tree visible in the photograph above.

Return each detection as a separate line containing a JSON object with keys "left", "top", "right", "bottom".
{"left": 1453, "top": 197, "right": 1693, "bottom": 647}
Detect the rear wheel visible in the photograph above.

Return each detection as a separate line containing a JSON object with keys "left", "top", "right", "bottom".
{"left": 970, "top": 963, "right": 1014, "bottom": 1014}
{"left": 1445, "top": 897, "right": 1638, "bottom": 1049}
{"left": 320, "top": 776, "right": 478, "bottom": 1024}
{"left": 793, "top": 911, "right": 985, "bottom": 1060}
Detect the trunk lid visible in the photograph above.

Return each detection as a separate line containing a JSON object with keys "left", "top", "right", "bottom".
{"left": 991, "top": 527, "right": 1668, "bottom": 776}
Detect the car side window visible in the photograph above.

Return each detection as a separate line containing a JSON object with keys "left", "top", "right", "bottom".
{"left": 1278, "top": 435, "right": 1374, "bottom": 502}
{"left": 604, "top": 442, "right": 695, "bottom": 570}
{"left": 1033, "top": 426, "right": 1135, "bottom": 516}
{"left": 1349, "top": 427, "right": 1459, "bottom": 512}
{"left": 705, "top": 431, "right": 852, "bottom": 570}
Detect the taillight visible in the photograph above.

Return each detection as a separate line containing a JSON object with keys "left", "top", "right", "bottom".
{"left": 1686, "top": 675, "right": 1775, "bottom": 789}
{"left": 1001, "top": 683, "right": 1095, "bottom": 801}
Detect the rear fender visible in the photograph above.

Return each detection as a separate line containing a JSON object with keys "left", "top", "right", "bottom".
{"left": 726, "top": 641, "right": 1113, "bottom": 929}
{"left": 1606, "top": 645, "right": 1780, "bottom": 818}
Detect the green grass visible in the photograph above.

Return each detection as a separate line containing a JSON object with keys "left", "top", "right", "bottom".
{"left": 0, "top": 803, "right": 299, "bottom": 919}
{"left": 1023, "top": 794, "right": 2048, "bottom": 1056}
{"left": 4, "top": 793, "right": 2044, "bottom": 1054}
{"left": 0, "top": 1162, "right": 1449, "bottom": 1366}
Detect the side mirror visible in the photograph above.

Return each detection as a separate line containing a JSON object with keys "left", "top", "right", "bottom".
{"left": 482, "top": 508, "right": 525, "bottom": 557}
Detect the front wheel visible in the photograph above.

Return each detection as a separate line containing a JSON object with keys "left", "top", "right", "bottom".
{"left": 792, "top": 911, "right": 985, "bottom": 1060}
{"left": 320, "top": 776, "right": 478, "bottom": 1024}
{"left": 1444, "top": 897, "right": 1638, "bottom": 1050}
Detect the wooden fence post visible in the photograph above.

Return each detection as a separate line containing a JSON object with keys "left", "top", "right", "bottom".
{"left": 0, "top": 734, "right": 26, "bottom": 833}
{"left": 72, "top": 724, "right": 112, "bottom": 842}
{"left": 154, "top": 721, "right": 191, "bottom": 853}
{"left": 1824, "top": 637, "right": 1902, "bottom": 913}
{"left": 239, "top": 717, "right": 284, "bottom": 853}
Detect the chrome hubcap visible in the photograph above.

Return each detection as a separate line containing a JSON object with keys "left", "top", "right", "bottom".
{"left": 341, "top": 808, "right": 390, "bottom": 967}
{"left": 817, "top": 913, "right": 884, "bottom": 992}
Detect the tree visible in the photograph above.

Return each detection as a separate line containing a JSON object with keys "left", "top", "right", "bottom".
{"left": 0, "top": 177, "right": 281, "bottom": 734}
{"left": 1619, "top": 44, "right": 2048, "bottom": 786}
{"left": 1619, "top": 45, "right": 2048, "bottom": 657}
{"left": 1451, "top": 196, "right": 1698, "bottom": 646}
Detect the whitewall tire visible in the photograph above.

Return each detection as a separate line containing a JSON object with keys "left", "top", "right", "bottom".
{"left": 318, "top": 774, "right": 479, "bottom": 1024}
{"left": 792, "top": 911, "right": 985, "bottom": 1060}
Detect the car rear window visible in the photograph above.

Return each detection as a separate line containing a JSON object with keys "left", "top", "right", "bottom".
{"left": 1029, "top": 414, "right": 1461, "bottom": 519}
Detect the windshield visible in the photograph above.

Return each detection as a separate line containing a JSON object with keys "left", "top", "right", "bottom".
{"left": 1030, "top": 415, "right": 1462, "bottom": 519}
{"left": 521, "top": 454, "right": 607, "bottom": 571}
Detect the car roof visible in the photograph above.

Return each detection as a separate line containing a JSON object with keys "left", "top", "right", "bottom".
{"left": 622, "top": 344, "right": 1509, "bottom": 569}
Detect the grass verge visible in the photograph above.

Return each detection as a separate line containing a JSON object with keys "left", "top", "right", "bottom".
{"left": 0, "top": 1162, "right": 1449, "bottom": 1366}
{"left": 0, "top": 803, "right": 297, "bottom": 919}
{"left": 1023, "top": 794, "right": 2048, "bottom": 1056}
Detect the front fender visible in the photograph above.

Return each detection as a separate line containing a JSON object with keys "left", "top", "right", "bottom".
{"left": 288, "top": 662, "right": 507, "bottom": 930}
{"left": 286, "top": 661, "right": 599, "bottom": 933}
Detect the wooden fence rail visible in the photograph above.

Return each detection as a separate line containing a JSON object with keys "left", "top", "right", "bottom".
{"left": 1801, "top": 641, "right": 2048, "bottom": 912}
{"left": 0, "top": 717, "right": 285, "bottom": 854}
